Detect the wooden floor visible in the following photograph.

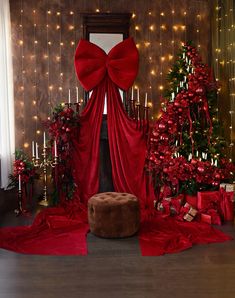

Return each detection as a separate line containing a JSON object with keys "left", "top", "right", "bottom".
{"left": 0, "top": 210, "right": 235, "bottom": 298}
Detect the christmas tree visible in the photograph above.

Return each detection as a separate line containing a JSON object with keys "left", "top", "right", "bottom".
{"left": 146, "top": 43, "right": 235, "bottom": 197}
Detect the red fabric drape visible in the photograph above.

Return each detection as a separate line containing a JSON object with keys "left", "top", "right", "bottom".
{"left": 0, "top": 38, "right": 232, "bottom": 256}
{"left": 73, "top": 38, "right": 155, "bottom": 212}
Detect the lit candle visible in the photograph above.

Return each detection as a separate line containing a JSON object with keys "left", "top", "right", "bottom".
{"left": 43, "top": 131, "right": 46, "bottom": 148}
{"left": 131, "top": 87, "right": 134, "bottom": 100}
{"left": 145, "top": 92, "right": 148, "bottom": 107}
{"left": 137, "top": 88, "right": 140, "bottom": 102}
{"left": 68, "top": 89, "right": 71, "bottom": 104}
{"left": 32, "top": 141, "right": 35, "bottom": 157}
{"left": 76, "top": 86, "right": 78, "bottom": 103}
{"left": 36, "top": 142, "right": 39, "bottom": 159}
{"left": 19, "top": 174, "right": 21, "bottom": 191}
{"left": 54, "top": 140, "right": 57, "bottom": 157}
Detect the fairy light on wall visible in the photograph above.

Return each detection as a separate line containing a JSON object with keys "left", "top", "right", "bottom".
{"left": 32, "top": 8, "right": 39, "bottom": 139}
{"left": 46, "top": 0, "right": 51, "bottom": 119}
{"left": 212, "top": 0, "right": 235, "bottom": 160}
{"left": 159, "top": 4, "right": 164, "bottom": 93}
{"left": 19, "top": 0, "right": 26, "bottom": 148}
{"left": 58, "top": 1, "right": 63, "bottom": 98}
{"left": 11, "top": 0, "right": 213, "bottom": 149}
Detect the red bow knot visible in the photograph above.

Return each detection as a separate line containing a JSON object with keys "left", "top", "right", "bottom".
{"left": 74, "top": 38, "right": 139, "bottom": 91}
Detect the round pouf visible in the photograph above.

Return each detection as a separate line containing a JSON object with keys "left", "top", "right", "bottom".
{"left": 88, "top": 192, "right": 140, "bottom": 238}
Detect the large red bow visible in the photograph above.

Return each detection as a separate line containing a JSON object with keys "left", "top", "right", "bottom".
{"left": 74, "top": 37, "right": 139, "bottom": 91}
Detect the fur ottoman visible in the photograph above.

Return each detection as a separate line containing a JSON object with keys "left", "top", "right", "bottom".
{"left": 88, "top": 192, "right": 140, "bottom": 238}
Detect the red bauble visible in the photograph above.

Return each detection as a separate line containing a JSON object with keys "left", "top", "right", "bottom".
{"left": 167, "top": 119, "right": 173, "bottom": 125}
{"left": 196, "top": 87, "right": 204, "bottom": 94}
{"left": 158, "top": 123, "right": 166, "bottom": 130}
{"left": 191, "top": 158, "right": 198, "bottom": 165}
{"left": 197, "top": 166, "right": 205, "bottom": 173}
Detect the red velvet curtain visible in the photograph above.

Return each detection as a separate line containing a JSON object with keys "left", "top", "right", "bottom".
{"left": 73, "top": 37, "right": 155, "bottom": 213}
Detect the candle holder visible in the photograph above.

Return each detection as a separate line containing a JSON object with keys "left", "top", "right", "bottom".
{"left": 65, "top": 102, "right": 73, "bottom": 108}
{"left": 143, "top": 106, "right": 149, "bottom": 135}
{"left": 32, "top": 147, "right": 58, "bottom": 207}
{"left": 74, "top": 102, "right": 80, "bottom": 113}
{"left": 14, "top": 189, "right": 22, "bottom": 216}
{"left": 136, "top": 102, "right": 142, "bottom": 129}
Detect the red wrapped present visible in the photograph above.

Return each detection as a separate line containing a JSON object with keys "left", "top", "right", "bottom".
{"left": 185, "top": 194, "right": 197, "bottom": 209}
{"left": 156, "top": 195, "right": 184, "bottom": 216}
{"left": 197, "top": 191, "right": 220, "bottom": 210}
{"left": 180, "top": 202, "right": 198, "bottom": 222}
{"left": 219, "top": 188, "right": 234, "bottom": 221}
{"left": 220, "top": 183, "right": 235, "bottom": 194}
{"left": 200, "top": 213, "right": 211, "bottom": 224}
{"left": 206, "top": 209, "right": 222, "bottom": 225}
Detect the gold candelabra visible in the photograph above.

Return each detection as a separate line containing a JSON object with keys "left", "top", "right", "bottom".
{"left": 32, "top": 145, "right": 58, "bottom": 207}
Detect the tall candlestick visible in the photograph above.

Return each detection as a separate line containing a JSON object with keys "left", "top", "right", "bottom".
{"left": 131, "top": 87, "right": 134, "bottom": 100}
{"left": 19, "top": 174, "right": 21, "bottom": 191}
{"left": 43, "top": 131, "right": 46, "bottom": 148}
{"left": 36, "top": 142, "right": 39, "bottom": 159}
{"left": 76, "top": 87, "right": 79, "bottom": 103}
{"left": 54, "top": 140, "right": 57, "bottom": 157}
{"left": 137, "top": 88, "right": 139, "bottom": 102}
{"left": 145, "top": 92, "right": 148, "bottom": 107}
{"left": 32, "top": 141, "right": 35, "bottom": 157}
{"left": 68, "top": 89, "right": 71, "bottom": 104}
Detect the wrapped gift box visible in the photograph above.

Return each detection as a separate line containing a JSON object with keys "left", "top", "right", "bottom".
{"left": 219, "top": 188, "right": 234, "bottom": 221}
{"left": 197, "top": 191, "right": 220, "bottom": 210}
{"left": 220, "top": 183, "right": 235, "bottom": 194}
{"left": 185, "top": 194, "right": 197, "bottom": 209}
{"left": 180, "top": 202, "right": 198, "bottom": 222}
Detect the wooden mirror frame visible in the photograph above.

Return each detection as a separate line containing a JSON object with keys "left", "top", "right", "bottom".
{"left": 82, "top": 13, "right": 131, "bottom": 40}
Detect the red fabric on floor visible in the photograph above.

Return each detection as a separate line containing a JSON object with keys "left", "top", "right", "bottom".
{"left": 139, "top": 213, "right": 232, "bottom": 256}
{"left": 0, "top": 201, "right": 89, "bottom": 255}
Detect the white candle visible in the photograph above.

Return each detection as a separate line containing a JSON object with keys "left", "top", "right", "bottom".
{"left": 175, "top": 139, "right": 178, "bottom": 146}
{"left": 171, "top": 92, "right": 175, "bottom": 101}
{"left": 32, "top": 141, "right": 35, "bottom": 157}
{"left": 43, "top": 131, "right": 46, "bottom": 148}
{"left": 176, "top": 87, "right": 179, "bottom": 93}
{"left": 19, "top": 174, "right": 21, "bottom": 191}
{"left": 196, "top": 150, "right": 199, "bottom": 157}
{"left": 184, "top": 76, "right": 187, "bottom": 83}
{"left": 36, "top": 142, "right": 39, "bottom": 159}
{"left": 182, "top": 52, "right": 185, "bottom": 59}
{"left": 215, "top": 160, "right": 218, "bottom": 167}
{"left": 76, "top": 87, "right": 79, "bottom": 103}
{"left": 145, "top": 92, "right": 148, "bottom": 107}
{"left": 137, "top": 88, "right": 140, "bottom": 102}
{"left": 186, "top": 83, "right": 189, "bottom": 89}
{"left": 185, "top": 56, "right": 188, "bottom": 63}
{"left": 205, "top": 153, "right": 207, "bottom": 159}
{"left": 54, "top": 140, "right": 57, "bottom": 157}
{"left": 68, "top": 89, "right": 71, "bottom": 104}
{"left": 211, "top": 158, "right": 214, "bottom": 165}
{"left": 131, "top": 87, "right": 134, "bottom": 100}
